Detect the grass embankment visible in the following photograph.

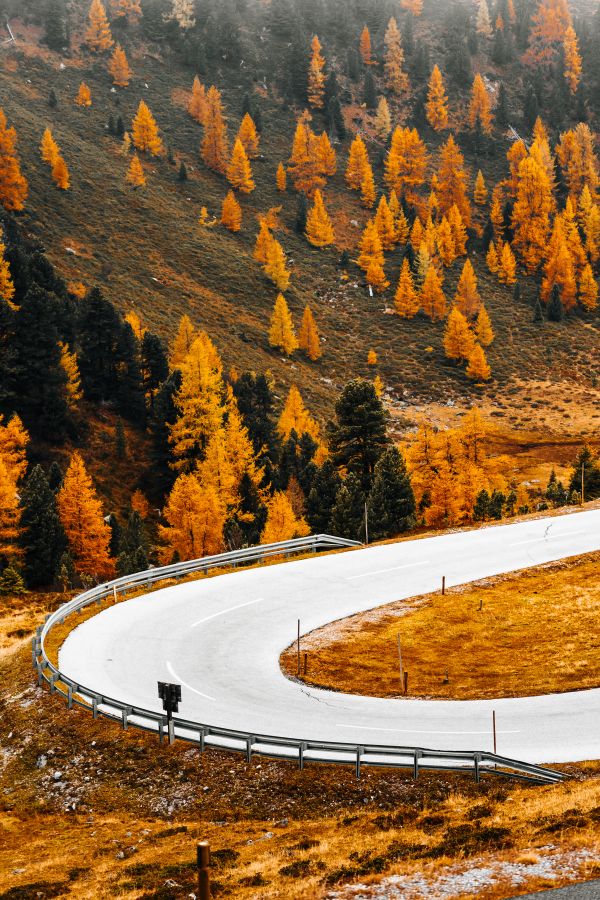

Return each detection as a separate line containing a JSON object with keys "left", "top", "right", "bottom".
{"left": 281, "top": 552, "right": 600, "bottom": 700}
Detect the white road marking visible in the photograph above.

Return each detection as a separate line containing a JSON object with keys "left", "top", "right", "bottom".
{"left": 191, "top": 597, "right": 264, "bottom": 628}
{"left": 166, "top": 660, "right": 216, "bottom": 702}
{"left": 336, "top": 723, "right": 520, "bottom": 735}
{"left": 511, "top": 530, "right": 585, "bottom": 547}
{"left": 347, "top": 561, "right": 429, "bottom": 581}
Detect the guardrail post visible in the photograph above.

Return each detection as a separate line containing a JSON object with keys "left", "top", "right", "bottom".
{"left": 168, "top": 718, "right": 175, "bottom": 745}
{"left": 158, "top": 718, "right": 164, "bottom": 743}
{"left": 49, "top": 674, "right": 57, "bottom": 693}
{"left": 413, "top": 749, "right": 421, "bottom": 780}
{"left": 122, "top": 707, "right": 130, "bottom": 730}
{"left": 92, "top": 696, "right": 99, "bottom": 719}
{"left": 298, "top": 742, "right": 306, "bottom": 771}
{"left": 36, "top": 661, "right": 43, "bottom": 686}
{"left": 246, "top": 735, "right": 254, "bottom": 763}
{"left": 356, "top": 745, "right": 363, "bottom": 779}
{"left": 198, "top": 728, "right": 206, "bottom": 755}
{"left": 197, "top": 842, "right": 210, "bottom": 900}
{"left": 474, "top": 753, "right": 481, "bottom": 783}
{"left": 67, "top": 685, "right": 73, "bottom": 709}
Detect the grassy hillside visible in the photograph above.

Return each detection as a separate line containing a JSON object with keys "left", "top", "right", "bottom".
{"left": 1, "top": 3, "right": 599, "bottom": 431}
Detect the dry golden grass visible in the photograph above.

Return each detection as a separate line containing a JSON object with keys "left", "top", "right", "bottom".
{"left": 281, "top": 552, "right": 600, "bottom": 700}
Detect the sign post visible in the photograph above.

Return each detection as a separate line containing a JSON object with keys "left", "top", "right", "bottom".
{"left": 158, "top": 681, "right": 181, "bottom": 745}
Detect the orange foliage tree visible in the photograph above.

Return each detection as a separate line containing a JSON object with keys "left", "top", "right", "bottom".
{"left": 52, "top": 155, "right": 70, "bottom": 190}
{"left": 345, "top": 134, "right": 370, "bottom": 191}
{"left": 444, "top": 307, "right": 475, "bottom": 362}
{"left": 126, "top": 152, "right": 145, "bottom": 188}
{"left": 227, "top": 138, "right": 255, "bottom": 193}
{"left": 394, "top": 258, "right": 420, "bottom": 317}
{"left": 108, "top": 45, "right": 132, "bottom": 87}
{"left": 511, "top": 153, "right": 554, "bottom": 272}
{"left": 75, "top": 83, "right": 92, "bottom": 107}
{"left": 306, "top": 189, "right": 335, "bottom": 247}
{"left": 57, "top": 452, "right": 114, "bottom": 578}
{"left": 359, "top": 25, "right": 372, "bottom": 65}
{"left": 288, "top": 119, "right": 325, "bottom": 197}
{"left": 221, "top": 191, "right": 242, "bottom": 232}
{"left": 469, "top": 74, "right": 492, "bottom": 134}
{"left": 263, "top": 238, "right": 291, "bottom": 291}
{"left": 298, "top": 305, "right": 322, "bottom": 360}
{"left": 188, "top": 76, "right": 207, "bottom": 124}
{"left": 86, "top": 0, "right": 113, "bottom": 52}
{"left": 132, "top": 100, "right": 163, "bottom": 155}
{"left": 0, "top": 110, "right": 28, "bottom": 212}
{"left": 420, "top": 265, "right": 446, "bottom": 321}
{"left": 454, "top": 258, "right": 481, "bottom": 317}
{"left": 269, "top": 294, "right": 297, "bottom": 355}
{"left": 426, "top": 66, "right": 449, "bottom": 131}
{"left": 201, "top": 86, "right": 229, "bottom": 175}
{"left": 308, "top": 35, "right": 326, "bottom": 108}
{"left": 384, "top": 17, "right": 410, "bottom": 96}
{"left": 237, "top": 113, "right": 260, "bottom": 158}
{"left": 159, "top": 473, "right": 225, "bottom": 562}
{"left": 438, "top": 135, "right": 471, "bottom": 227}
{"left": 385, "top": 127, "right": 428, "bottom": 197}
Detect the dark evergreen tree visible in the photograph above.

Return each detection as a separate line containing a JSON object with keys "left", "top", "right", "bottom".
{"left": 330, "top": 474, "right": 365, "bottom": 541}
{"left": 226, "top": 471, "right": 267, "bottom": 547}
{"left": 495, "top": 82, "right": 509, "bottom": 127}
{"left": 547, "top": 285, "right": 564, "bottom": 321}
{"left": 523, "top": 83, "right": 539, "bottom": 131}
{"left": 44, "top": 0, "right": 68, "bottom": 50}
{"left": 19, "top": 465, "right": 66, "bottom": 588}
{"left": 473, "top": 488, "right": 490, "bottom": 521}
{"left": 305, "top": 459, "right": 342, "bottom": 533}
{"left": 233, "top": 372, "right": 280, "bottom": 483}
{"left": 364, "top": 69, "right": 377, "bottom": 108}
{"left": 148, "top": 370, "right": 182, "bottom": 497}
{"left": 327, "top": 96, "right": 346, "bottom": 141}
{"left": 253, "top": 105, "right": 263, "bottom": 134}
{"left": 115, "top": 419, "right": 127, "bottom": 458}
{"left": 49, "top": 89, "right": 58, "bottom": 108}
{"left": 329, "top": 379, "right": 389, "bottom": 492}
{"left": 115, "top": 322, "right": 146, "bottom": 427}
{"left": 489, "top": 489, "right": 506, "bottom": 519}
{"left": 47, "top": 461, "right": 63, "bottom": 492}
{"left": 347, "top": 47, "right": 360, "bottom": 80}
{"left": 241, "top": 93, "right": 252, "bottom": 117}
{"left": 533, "top": 298, "right": 544, "bottom": 322}
{"left": 366, "top": 447, "right": 415, "bottom": 540}
{"left": 569, "top": 445, "right": 600, "bottom": 500}
{"left": 141, "top": 331, "right": 169, "bottom": 401}
{"left": 0, "top": 300, "right": 17, "bottom": 420}
{"left": 296, "top": 192, "right": 308, "bottom": 234}
{"left": 178, "top": 161, "right": 188, "bottom": 181}
{"left": 108, "top": 115, "right": 116, "bottom": 135}
{"left": 513, "top": 281, "right": 521, "bottom": 302}
{"left": 78, "top": 287, "right": 122, "bottom": 404}
{"left": 116, "top": 115, "right": 125, "bottom": 137}
{"left": 107, "top": 513, "right": 122, "bottom": 557}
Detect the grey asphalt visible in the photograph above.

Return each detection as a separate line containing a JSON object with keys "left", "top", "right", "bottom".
{"left": 509, "top": 880, "right": 600, "bottom": 899}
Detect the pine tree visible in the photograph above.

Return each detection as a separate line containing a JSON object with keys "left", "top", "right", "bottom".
{"left": 367, "top": 446, "right": 415, "bottom": 539}
{"left": 474, "top": 170, "right": 487, "bottom": 205}
{"left": 276, "top": 163, "right": 287, "bottom": 191}
{"left": 201, "top": 86, "right": 229, "bottom": 175}
{"left": 305, "top": 189, "right": 335, "bottom": 247}
{"left": 159, "top": 473, "right": 225, "bottom": 561}
{"left": 221, "top": 190, "right": 242, "bottom": 232}
{"left": 394, "top": 258, "right": 420, "bottom": 317}
{"left": 261, "top": 491, "right": 309, "bottom": 543}
{"left": 420, "top": 265, "right": 446, "bottom": 321}
{"left": 469, "top": 74, "right": 493, "bottom": 134}
{"left": 308, "top": 35, "right": 326, "bottom": 108}
{"left": 359, "top": 25, "right": 372, "bottom": 65}
{"left": 444, "top": 307, "right": 475, "bottom": 361}
{"left": 19, "top": 465, "right": 66, "bottom": 588}
{"left": 44, "top": 0, "right": 68, "bottom": 50}
{"left": 579, "top": 263, "right": 598, "bottom": 310}
{"left": 475, "top": 304, "right": 494, "bottom": 346}
{"left": 188, "top": 76, "right": 207, "bottom": 124}
{"left": 454, "top": 259, "right": 481, "bottom": 317}
{"left": 0, "top": 565, "right": 27, "bottom": 595}
{"left": 51, "top": 154, "right": 69, "bottom": 190}
{"left": 466, "top": 343, "right": 491, "bottom": 380}
{"left": 330, "top": 379, "right": 389, "bottom": 491}
{"left": 426, "top": 65, "right": 449, "bottom": 131}
{"left": 40, "top": 128, "right": 59, "bottom": 167}
{"left": 384, "top": 17, "right": 410, "bottom": 96}
{"left": 85, "top": 0, "right": 113, "bottom": 52}
{"left": 57, "top": 452, "right": 113, "bottom": 577}
{"left": 0, "top": 109, "right": 28, "bottom": 212}
{"left": 298, "top": 305, "right": 322, "bottom": 360}
{"left": 126, "top": 152, "right": 145, "bottom": 187}
{"left": 263, "top": 238, "right": 291, "bottom": 290}
{"left": 132, "top": 100, "right": 162, "bottom": 156}
{"left": 227, "top": 138, "right": 255, "bottom": 193}
{"left": 237, "top": 113, "right": 260, "bottom": 158}
{"left": 345, "top": 135, "right": 370, "bottom": 191}
{"left": 330, "top": 474, "right": 365, "bottom": 541}
{"left": 305, "top": 459, "right": 341, "bottom": 533}
{"left": 108, "top": 44, "right": 132, "bottom": 87}
{"left": 269, "top": 294, "right": 297, "bottom": 355}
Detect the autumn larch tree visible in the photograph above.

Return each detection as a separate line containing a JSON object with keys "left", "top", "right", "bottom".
{"left": 263, "top": 238, "right": 291, "bottom": 291}
{"left": 374, "top": 196, "right": 396, "bottom": 251}
{"left": 475, "top": 304, "right": 494, "bottom": 346}
{"left": 466, "top": 343, "right": 491, "bottom": 381}
{"left": 540, "top": 219, "right": 577, "bottom": 310}
{"left": 237, "top": 113, "right": 260, "bottom": 158}
{"left": 306, "top": 189, "right": 335, "bottom": 248}
{"left": 221, "top": 190, "right": 242, "bottom": 232}
{"left": 486, "top": 240, "right": 499, "bottom": 273}
{"left": 269, "top": 293, "right": 298, "bottom": 355}
{"left": 40, "top": 127, "right": 59, "bottom": 166}
{"left": 365, "top": 255, "right": 389, "bottom": 294}
{"left": 227, "top": 138, "right": 255, "bottom": 193}
{"left": 57, "top": 451, "right": 114, "bottom": 577}
{"left": 511, "top": 152, "right": 554, "bottom": 273}
{"left": 436, "top": 216, "right": 457, "bottom": 266}
{"left": 474, "top": 169, "right": 487, "bottom": 205}
{"left": 317, "top": 131, "right": 336, "bottom": 176}
{"left": 261, "top": 491, "right": 309, "bottom": 543}
{"left": 438, "top": 135, "right": 471, "bottom": 227}
{"left": 0, "top": 239, "right": 15, "bottom": 308}
{"left": 108, "top": 44, "right": 132, "bottom": 87}
{"left": 394, "top": 258, "right": 420, "bottom": 317}
{"left": 360, "top": 162, "right": 376, "bottom": 208}
{"left": 384, "top": 127, "right": 428, "bottom": 198}
{"left": 132, "top": 100, "right": 163, "bottom": 156}
{"left": 444, "top": 307, "right": 475, "bottom": 362}
{"left": 420, "top": 264, "right": 446, "bottom": 321}
{"left": 426, "top": 65, "right": 449, "bottom": 131}
{"left": 524, "top": 0, "right": 572, "bottom": 67}
{"left": 201, "top": 85, "right": 229, "bottom": 175}
{"left": 401, "top": 0, "right": 422, "bottom": 14}
{"left": 308, "top": 35, "right": 326, "bottom": 108}
{"left": 59, "top": 342, "right": 83, "bottom": 408}
{"left": 276, "top": 163, "right": 287, "bottom": 191}
{"left": 384, "top": 17, "right": 410, "bottom": 96}
{"left": 469, "top": 74, "right": 493, "bottom": 135}
{"left": 159, "top": 473, "right": 225, "bottom": 562}
{"left": 359, "top": 25, "right": 372, "bottom": 65}
{"left": 86, "top": 0, "right": 113, "bottom": 52}
{"left": 563, "top": 25, "right": 581, "bottom": 94}
{"left": 0, "top": 112, "right": 28, "bottom": 212}
{"left": 357, "top": 219, "right": 384, "bottom": 274}
{"left": 254, "top": 220, "right": 273, "bottom": 264}
{"left": 188, "top": 76, "right": 207, "bottom": 124}
{"left": 126, "top": 152, "right": 145, "bottom": 188}
{"left": 345, "top": 134, "right": 370, "bottom": 191}
{"left": 298, "top": 305, "right": 322, "bottom": 360}
{"left": 454, "top": 259, "right": 481, "bottom": 317}
{"left": 374, "top": 97, "right": 392, "bottom": 140}
{"left": 288, "top": 120, "right": 325, "bottom": 197}
{"left": 579, "top": 264, "right": 598, "bottom": 310}
{"left": 113, "top": 0, "right": 141, "bottom": 23}
{"left": 75, "top": 83, "right": 92, "bottom": 107}
{"left": 476, "top": 0, "right": 492, "bottom": 37}
{"left": 52, "top": 154, "right": 70, "bottom": 190}
{"left": 556, "top": 123, "right": 599, "bottom": 200}
{"left": 498, "top": 240, "right": 517, "bottom": 284}
{"left": 278, "top": 385, "right": 320, "bottom": 443}
{"left": 170, "top": 314, "right": 197, "bottom": 368}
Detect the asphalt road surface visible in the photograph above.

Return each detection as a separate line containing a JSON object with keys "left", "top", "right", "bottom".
{"left": 509, "top": 880, "right": 600, "bottom": 898}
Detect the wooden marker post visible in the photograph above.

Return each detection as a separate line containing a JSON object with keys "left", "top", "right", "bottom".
{"left": 442, "top": 576, "right": 446, "bottom": 595}
{"left": 197, "top": 842, "right": 210, "bottom": 900}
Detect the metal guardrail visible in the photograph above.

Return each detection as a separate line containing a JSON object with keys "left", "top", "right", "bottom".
{"left": 32, "top": 534, "right": 564, "bottom": 786}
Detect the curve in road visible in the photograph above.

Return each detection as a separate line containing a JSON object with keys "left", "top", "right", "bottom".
{"left": 60, "top": 509, "right": 600, "bottom": 765}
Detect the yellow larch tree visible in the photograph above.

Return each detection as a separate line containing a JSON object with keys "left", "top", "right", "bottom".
{"left": 357, "top": 219, "right": 384, "bottom": 273}
{"left": 374, "top": 97, "right": 392, "bottom": 140}
{"left": 0, "top": 414, "right": 28, "bottom": 484}
{"left": 394, "top": 258, "right": 420, "bottom": 317}
{"left": 308, "top": 35, "right": 326, "bottom": 108}
{"left": 86, "top": 0, "right": 113, "bottom": 52}
{"left": 59, "top": 343, "right": 83, "bottom": 408}
{"left": 468, "top": 74, "right": 493, "bottom": 134}
{"left": 0, "top": 109, "right": 28, "bottom": 212}
{"left": 201, "top": 85, "right": 229, "bottom": 175}
{"left": 401, "top": 0, "right": 423, "bottom": 13}
{"left": 448, "top": 204, "right": 468, "bottom": 255}
{"left": 276, "top": 163, "right": 287, "bottom": 192}
{"left": 506, "top": 140, "right": 528, "bottom": 197}
{"left": 40, "top": 127, "right": 59, "bottom": 166}
{"left": 112, "top": 0, "right": 142, "bottom": 22}
{"left": 454, "top": 258, "right": 481, "bottom": 317}
{"left": 170, "top": 314, "right": 197, "bottom": 368}
{"left": 261, "top": 491, "right": 309, "bottom": 544}
{"left": 511, "top": 152, "right": 554, "bottom": 272}
{"left": 125, "top": 152, "right": 145, "bottom": 188}
{"left": 305, "top": 189, "right": 335, "bottom": 248}
{"left": 579, "top": 263, "right": 598, "bottom": 310}
{"left": 57, "top": 452, "right": 114, "bottom": 577}
{"left": 420, "top": 264, "right": 446, "bottom": 321}
{"left": 426, "top": 65, "right": 449, "bottom": 131}
{"left": 359, "top": 25, "right": 372, "bottom": 65}
{"left": 75, "top": 83, "right": 92, "bottom": 107}
{"left": 277, "top": 385, "right": 320, "bottom": 442}
{"left": 367, "top": 349, "right": 378, "bottom": 366}
{"left": 269, "top": 294, "right": 297, "bottom": 355}
{"left": 0, "top": 415, "right": 28, "bottom": 561}
{"left": 298, "top": 305, "right": 322, "bottom": 360}
{"left": 466, "top": 344, "right": 491, "bottom": 381}
{"left": 125, "top": 310, "right": 145, "bottom": 341}
{"left": 498, "top": 240, "right": 517, "bottom": 285}
{"left": 374, "top": 195, "right": 396, "bottom": 251}
{"left": 317, "top": 131, "right": 337, "bottom": 177}
{"left": 346, "top": 134, "right": 370, "bottom": 191}
{"left": 132, "top": 100, "right": 163, "bottom": 155}
{"left": 436, "top": 216, "right": 457, "bottom": 266}
{"left": 52, "top": 154, "right": 70, "bottom": 190}
{"left": 384, "top": 127, "right": 428, "bottom": 197}
{"left": 475, "top": 304, "right": 494, "bottom": 346}
{"left": 556, "top": 123, "right": 599, "bottom": 201}
{"left": 360, "top": 163, "right": 376, "bottom": 208}
{"left": 486, "top": 240, "right": 499, "bottom": 273}
{"left": 438, "top": 135, "right": 471, "bottom": 227}
{"left": 221, "top": 190, "right": 242, "bottom": 232}
{"left": 227, "top": 138, "right": 255, "bottom": 193}
{"left": 0, "top": 240, "right": 15, "bottom": 308}
{"left": 410, "top": 216, "right": 424, "bottom": 251}
{"left": 254, "top": 220, "right": 274, "bottom": 264}
{"left": 365, "top": 256, "right": 389, "bottom": 293}
{"left": 540, "top": 219, "right": 577, "bottom": 310}
{"left": 563, "top": 25, "right": 581, "bottom": 93}
{"left": 188, "top": 76, "right": 207, "bottom": 124}
{"left": 108, "top": 44, "right": 132, "bottom": 87}
{"left": 237, "top": 113, "right": 260, "bottom": 158}
{"left": 443, "top": 307, "right": 475, "bottom": 362}
{"left": 159, "top": 473, "right": 225, "bottom": 562}
{"left": 263, "top": 238, "right": 291, "bottom": 291}
{"left": 288, "top": 120, "right": 325, "bottom": 197}
{"left": 476, "top": 0, "right": 492, "bottom": 37}
{"left": 474, "top": 170, "right": 487, "bottom": 205}
{"left": 384, "top": 17, "right": 410, "bottom": 96}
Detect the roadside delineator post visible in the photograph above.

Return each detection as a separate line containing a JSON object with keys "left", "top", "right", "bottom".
{"left": 197, "top": 842, "right": 210, "bottom": 900}
{"left": 442, "top": 575, "right": 446, "bottom": 595}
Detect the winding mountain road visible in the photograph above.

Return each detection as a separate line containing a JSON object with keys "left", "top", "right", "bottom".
{"left": 60, "top": 509, "right": 600, "bottom": 764}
